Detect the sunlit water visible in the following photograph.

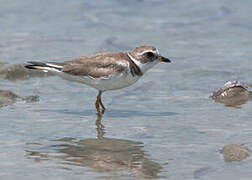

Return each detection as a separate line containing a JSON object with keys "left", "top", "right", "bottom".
{"left": 1, "top": 0, "right": 252, "bottom": 179}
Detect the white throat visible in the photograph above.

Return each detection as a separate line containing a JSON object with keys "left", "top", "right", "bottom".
{"left": 127, "top": 52, "right": 159, "bottom": 74}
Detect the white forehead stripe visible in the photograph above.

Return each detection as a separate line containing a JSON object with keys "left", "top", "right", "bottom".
{"left": 138, "top": 49, "right": 159, "bottom": 56}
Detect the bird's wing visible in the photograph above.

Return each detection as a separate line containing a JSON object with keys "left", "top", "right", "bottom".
{"left": 60, "top": 52, "right": 130, "bottom": 78}
{"left": 25, "top": 52, "right": 142, "bottom": 78}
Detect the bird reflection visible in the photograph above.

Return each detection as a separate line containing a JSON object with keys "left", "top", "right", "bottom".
{"left": 26, "top": 114, "right": 163, "bottom": 179}
{"left": 96, "top": 114, "right": 105, "bottom": 139}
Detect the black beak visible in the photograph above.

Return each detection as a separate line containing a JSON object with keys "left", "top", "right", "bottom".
{"left": 159, "top": 56, "right": 171, "bottom": 62}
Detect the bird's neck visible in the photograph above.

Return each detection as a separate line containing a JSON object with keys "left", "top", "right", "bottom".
{"left": 127, "top": 52, "right": 159, "bottom": 74}
{"left": 125, "top": 53, "right": 143, "bottom": 77}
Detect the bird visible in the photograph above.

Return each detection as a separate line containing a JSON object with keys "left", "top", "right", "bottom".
{"left": 25, "top": 45, "right": 171, "bottom": 115}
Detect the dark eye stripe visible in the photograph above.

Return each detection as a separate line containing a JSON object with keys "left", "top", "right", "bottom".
{"left": 145, "top": 52, "right": 154, "bottom": 58}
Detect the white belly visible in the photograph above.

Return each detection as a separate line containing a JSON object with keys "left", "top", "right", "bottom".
{"left": 54, "top": 71, "right": 140, "bottom": 91}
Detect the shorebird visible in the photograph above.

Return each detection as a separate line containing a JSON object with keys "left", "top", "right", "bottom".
{"left": 25, "top": 45, "right": 171, "bottom": 115}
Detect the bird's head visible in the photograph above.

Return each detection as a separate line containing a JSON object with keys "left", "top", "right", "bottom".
{"left": 127, "top": 46, "right": 171, "bottom": 73}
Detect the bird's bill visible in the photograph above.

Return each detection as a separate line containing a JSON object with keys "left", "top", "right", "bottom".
{"left": 159, "top": 56, "right": 171, "bottom": 62}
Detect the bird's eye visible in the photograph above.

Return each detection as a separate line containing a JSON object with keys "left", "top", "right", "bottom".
{"left": 145, "top": 52, "right": 154, "bottom": 58}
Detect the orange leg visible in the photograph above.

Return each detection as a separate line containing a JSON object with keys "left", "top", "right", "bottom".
{"left": 95, "top": 98, "right": 101, "bottom": 116}
{"left": 95, "top": 91, "right": 106, "bottom": 115}
{"left": 98, "top": 92, "right": 106, "bottom": 113}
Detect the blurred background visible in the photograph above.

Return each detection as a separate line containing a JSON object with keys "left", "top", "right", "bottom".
{"left": 1, "top": 0, "right": 252, "bottom": 179}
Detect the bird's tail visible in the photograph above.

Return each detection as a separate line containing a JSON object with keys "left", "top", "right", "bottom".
{"left": 25, "top": 61, "right": 63, "bottom": 72}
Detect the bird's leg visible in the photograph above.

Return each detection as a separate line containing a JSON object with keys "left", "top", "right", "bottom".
{"left": 95, "top": 93, "right": 102, "bottom": 116}
{"left": 97, "top": 91, "right": 106, "bottom": 113}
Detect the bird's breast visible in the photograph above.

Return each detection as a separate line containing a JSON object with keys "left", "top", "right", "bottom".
{"left": 56, "top": 70, "right": 140, "bottom": 91}
{"left": 90, "top": 71, "right": 140, "bottom": 91}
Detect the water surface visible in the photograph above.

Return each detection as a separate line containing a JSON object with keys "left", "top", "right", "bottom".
{"left": 1, "top": 0, "right": 252, "bottom": 179}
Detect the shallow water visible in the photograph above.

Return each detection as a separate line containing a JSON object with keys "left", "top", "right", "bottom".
{"left": 1, "top": 0, "right": 252, "bottom": 179}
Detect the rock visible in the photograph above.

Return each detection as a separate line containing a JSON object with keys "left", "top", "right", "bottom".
{"left": 0, "top": 89, "right": 39, "bottom": 108}
{"left": 211, "top": 81, "right": 252, "bottom": 108}
{"left": 0, "top": 62, "right": 53, "bottom": 81}
{"left": 0, "top": 90, "right": 20, "bottom": 107}
{"left": 221, "top": 144, "right": 249, "bottom": 162}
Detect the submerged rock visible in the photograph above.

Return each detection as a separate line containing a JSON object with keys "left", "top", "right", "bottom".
{"left": 211, "top": 81, "right": 252, "bottom": 108}
{"left": 97, "top": 36, "right": 132, "bottom": 52}
{"left": 0, "top": 62, "right": 53, "bottom": 81}
{"left": 0, "top": 90, "right": 19, "bottom": 107}
{"left": 221, "top": 144, "right": 249, "bottom": 162}
{"left": 0, "top": 89, "right": 39, "bottom": 108}
{"left": 193, "top": 166, "right": 214, "bottom": 179}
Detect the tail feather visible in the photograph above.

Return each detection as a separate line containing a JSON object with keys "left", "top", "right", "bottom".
{"left": 25, "top": 61, "right": 63, "bottom": 71}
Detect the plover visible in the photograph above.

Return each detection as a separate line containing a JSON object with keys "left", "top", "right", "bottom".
{"left": 25, "top": 46, "right": 171, "bottom": 115}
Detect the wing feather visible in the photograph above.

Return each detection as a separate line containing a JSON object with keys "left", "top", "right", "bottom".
{"left": 61, "top": 52, "right": 129, "bottom": 78}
